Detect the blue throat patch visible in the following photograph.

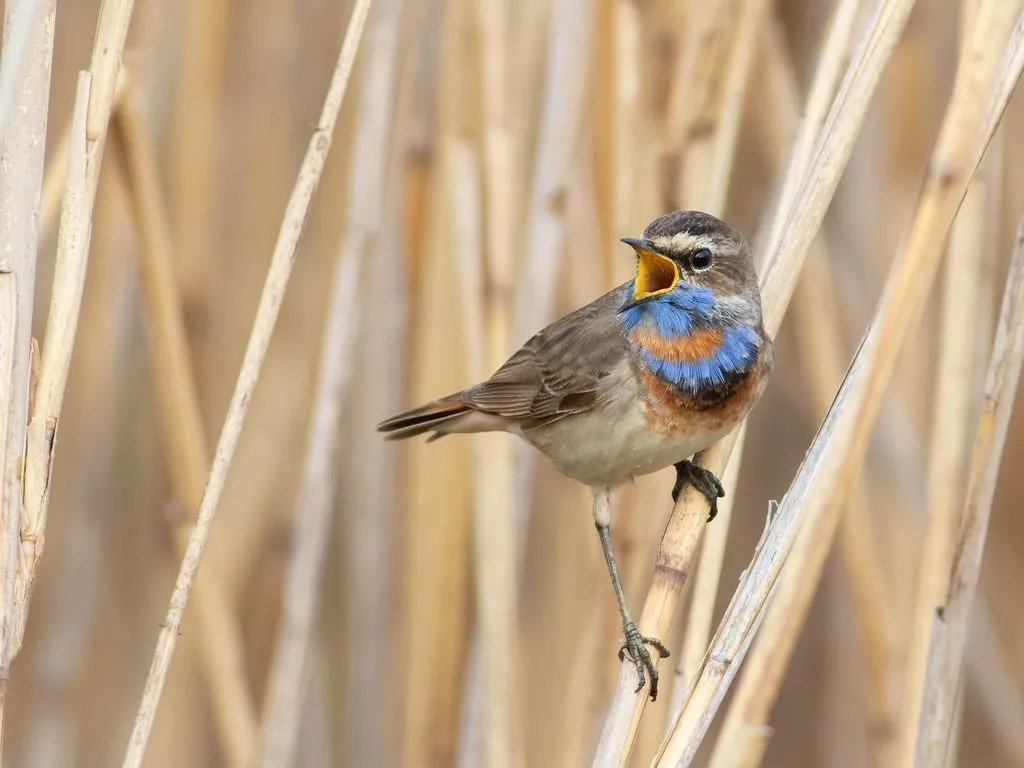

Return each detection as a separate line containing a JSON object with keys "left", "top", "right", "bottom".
{"left": 619, "top": 281, "right": 759, "bottom": 394}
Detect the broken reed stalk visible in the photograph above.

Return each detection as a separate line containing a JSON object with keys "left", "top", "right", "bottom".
{"left": 3, "top": 0, "right": 135, "bottom": 745}
{"left": 111, "top": 83, "right": 257, "bottom": 767}
{"left": 913, "top": 218, "right": 1024, "bottom": 766}
{"left": 591, "top": 0, "right": 917, "bottom": 763}
{"left": 257, "top": 0, "right": 401, "bottom": 761}
{"left": 0, "top": 0, "right": 57, "bottom": 749}
{"left": 675, "top": 4, "right": 1024, "bottom": 766}
{"left": 120, "top": 1, "right": 373, "bottom": 763}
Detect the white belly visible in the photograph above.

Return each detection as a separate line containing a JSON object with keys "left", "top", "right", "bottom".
{"left": 515, "top": 381, "right": 731, "bottom": 488}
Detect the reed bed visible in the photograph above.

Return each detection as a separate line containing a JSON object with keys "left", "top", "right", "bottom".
{"left": 2, "top": 1, "right": 1024, "bottom": 766}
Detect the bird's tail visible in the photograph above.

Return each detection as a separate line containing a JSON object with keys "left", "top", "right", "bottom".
{"left": 376, "top": 396, "right": 471, "bottom": 442}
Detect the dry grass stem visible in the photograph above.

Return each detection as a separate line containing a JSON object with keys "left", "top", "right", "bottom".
{"left": 668, "top": 4, "right": 1024, "bottom": 766}
{"left": 0, "top": 0, "right": 58, "bottom": 748}
{"left": 914, "top": 218, "right": 1024, "bottom": 765}
{"left": 593, "top": 1, "right": 918, "bottom": 763}
{"left": 120, "top": 1, "right": 373, "bottom": 763}
{"left": 111, "top": 83, "right": 258, "bottom": 767}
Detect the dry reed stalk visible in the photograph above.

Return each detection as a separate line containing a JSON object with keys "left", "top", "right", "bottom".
{"left": 592, "top": 1, "right": 918, "bottom": 762}
{"left": 674, "top": 5, "right": 1024, "bottom": 766}
{"left": 120, "top": 1, "right": 373, "bottom": 763}
{"left": 466, "top": 0, "right": 520, "bottom": 764}
{"left": 387, "top": 5, "right": 468, "bottom": 767}
{"left": 898, "top": 5, "right": 994, "bottom": 761}
{"left": 0, "top": 0, "right": 57, "bottom": 748}
{"left": 169, "top": 0, "right": 229, "bottom": 369}
{"left": 258, "top": 0, "right": 402, "bottom": 762}
{"left": 913, "top": 218, "right": 1024, "bottom": 765}
{"left": 111, "top": 84, "right": 258, "bottom": 767}
{"left": 0, "top": 0, "right": 46, "bottom": 136}
{"left": 669, "top": 421, "right": 745, "bottom": 716}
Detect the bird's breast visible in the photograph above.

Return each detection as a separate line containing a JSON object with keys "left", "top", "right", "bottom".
{"left": 628, "top": 321, "right": 767, "bottom": 434}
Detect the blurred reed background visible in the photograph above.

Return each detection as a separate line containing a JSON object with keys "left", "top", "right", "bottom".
{"left": 1, "top": 0, "right": 1024, "bottom": 766}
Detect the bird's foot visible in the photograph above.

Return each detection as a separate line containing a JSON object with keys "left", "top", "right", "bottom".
{"left": 617, "top": 620, "right": 670, "bottom": 701}
{"left": 672, "top": 459, "right": 725, "bottom": 522}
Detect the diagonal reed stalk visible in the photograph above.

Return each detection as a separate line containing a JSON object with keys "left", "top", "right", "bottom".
{"left": 110, "top": 79, "right": 258, "bottom": 768}
{"left": 913, "top": 217, "right": 1024, "bottom": 765}
{"left": 120, "top": 1, "right": 373, "bottom": 764}
{"left": 658, "top": 4, "right": 1024, "bottom": 766}
{"left": 592, "top": 0, "right": 919, "bottom": 763}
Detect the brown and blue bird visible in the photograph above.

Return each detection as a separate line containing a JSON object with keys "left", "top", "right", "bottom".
{"left": 377, "top": 210, "right": 773, "bottom": 700}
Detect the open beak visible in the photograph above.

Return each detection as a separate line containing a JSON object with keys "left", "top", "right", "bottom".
{"left": 621, "top": 237, "right": 680, "bottom": 304}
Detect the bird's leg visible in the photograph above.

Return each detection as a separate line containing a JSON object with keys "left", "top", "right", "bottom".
{"left": 672, "top": 459, "right": 725, "bottom": 522}
{"left": 592, "top": 487, "right": 670, "bottom": 701}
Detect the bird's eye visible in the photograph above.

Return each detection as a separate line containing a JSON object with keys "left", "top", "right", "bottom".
{"left": 689, "top": 248, "right": 713, "bottom": 271}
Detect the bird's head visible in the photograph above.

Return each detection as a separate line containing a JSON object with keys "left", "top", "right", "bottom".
{"left": 619, "top": 211, "right": 760, "bottom": 318}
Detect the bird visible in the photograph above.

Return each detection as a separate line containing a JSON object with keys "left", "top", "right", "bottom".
{"left": 376, "top": 210, "right": 773, "bottom": 701}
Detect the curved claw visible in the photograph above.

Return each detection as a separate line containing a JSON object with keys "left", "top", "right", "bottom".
{"left": 672, "top": 460, "right": 726, "bottom": 522}
{"left": 618, "top": 621, "right": 671, "bottom": 701}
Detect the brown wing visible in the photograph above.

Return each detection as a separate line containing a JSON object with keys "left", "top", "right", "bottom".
{"left": 462, "top": 284, "right": 631, "bottom": 429}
